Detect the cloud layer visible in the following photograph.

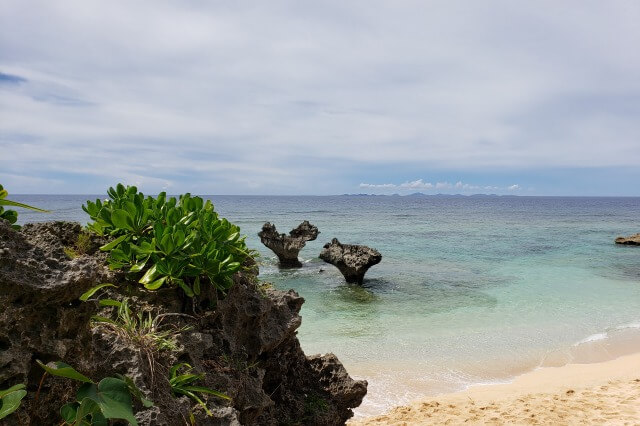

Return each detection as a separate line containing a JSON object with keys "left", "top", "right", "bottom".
{"left": 1, "top": 1, "right": 639, "bottom": 194}
{"left": 359, "top": 180, "right": 519, "bottom": 194}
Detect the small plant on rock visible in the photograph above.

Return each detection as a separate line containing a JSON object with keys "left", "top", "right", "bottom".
{"left": 80, "top": 284, "right": 190, "bottom": 379}
{"left": 168, "top": 363, "right": 230, "bottom": 417}
{"left": 36, "top": 361, "right": 152, "bottom": 425}
{"left": 82, "top": 184, "right": 252, "bottom": 298}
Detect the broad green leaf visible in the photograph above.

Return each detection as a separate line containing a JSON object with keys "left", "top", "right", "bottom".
{"left": 79, "top": 283, "right": 116, "bottom": 301}
{"left": 0, "top": 387, "right": 27, "bottom": 419}
{"left": 111, "top": 209, "right": 133, "bottom": 231}
{"left": 100, "top": 235, "right": 128, "bottom": 251}
{"left": 116, "top": 375, "right": 153, "bottom": 408}
{"left": 144, "top": 276, "right": 167, "bottom": 290}
{"left": 160, "top": 233, "right": 174, "bottom": 254}
{"left": 36, "top": 360, "right": 93, "bottom": 383}
{"left": 138, "top": 265, "right": 158, "bottom": 284}
{"left": 76, "top": 398, "right": 107, "bottom": 426}
{"left": 0, "top": 384, "right": 24, "bottom": 399}
{"left": 129, "top": 257, "right": 148, "bottom": 273}
{"left": 60, "top": 402, "right": 79, "bottom": 423}
{"left": 77, "top": 378, "right": 138, "bottom": 426}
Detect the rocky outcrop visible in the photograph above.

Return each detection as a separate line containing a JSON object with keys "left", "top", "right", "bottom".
{"left": 319, "top": 238, "right": 382, "bottom": 285}
{"left": 615, "top": 233, "right": 640, "bottom": 245}
{"left": 0, "top": 220, "right": 366, "bottom": 425}
{"left": 258, "top": 221, "right": 319, "bottom": 268}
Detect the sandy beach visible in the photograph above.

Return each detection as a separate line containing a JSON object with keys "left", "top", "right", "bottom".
{"left": 350, "top": 352, "right": 640, "bottom": 425}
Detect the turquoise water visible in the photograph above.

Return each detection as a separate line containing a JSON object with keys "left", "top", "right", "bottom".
{"left": 13, "top": 195, "right": 640, "bottom": 415}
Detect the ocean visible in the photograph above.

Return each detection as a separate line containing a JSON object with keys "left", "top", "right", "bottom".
{"left": 12, "top": 194, "right": 640, "bottom": 416}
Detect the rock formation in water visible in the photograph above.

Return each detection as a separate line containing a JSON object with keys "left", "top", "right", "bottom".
{"left": 615, "top": 233, "right": 640, "bottom": 245}
{"left": 0, "top": 220, "right": 366, "bottom": 425}
{"left": 319, "top": 238, "right": 382, "bottom": 285}
{"left": 258, "top": 221, "right": 319, "bottom": 268}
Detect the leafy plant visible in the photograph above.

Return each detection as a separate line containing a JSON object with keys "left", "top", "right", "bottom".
{"left": 0, "top": 384, "right": 27, "bottom": 420}
{"left": 168, "top": 363, "right": 230, "bottom": 416}
{"left": 36, "top": 361, "right": 152, "bottom": 426}
{"left": 0, "top": 184, "right": 49, "bottom": 229}
{"left": 82, "top": 184, "right": 252, "bottom": 298}
{"left": 80, "top": 284, "right": 190, "bottom": 381}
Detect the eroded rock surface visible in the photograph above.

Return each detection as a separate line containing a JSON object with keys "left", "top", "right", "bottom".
{"left": 615, "top": 233, "right": 640, "bottom": 245}
{"left": 258, "top": 221, "right": 319, "bottom": 268}
{"left": 0, "top": 220, "right": 366, "bottom": 425}
{"left": 319, "top": 238, "right": 382, "bottom": 285}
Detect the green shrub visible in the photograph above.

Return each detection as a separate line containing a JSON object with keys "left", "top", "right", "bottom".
{"left": 0, "top": 184, "right": 49, "bottom": 229}
{"left": 82, "top": 184, "right": 252, "bottom": 297}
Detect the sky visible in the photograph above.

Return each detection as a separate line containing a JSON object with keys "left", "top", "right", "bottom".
{"left": 1, "top": 1, "right": 639, "bottom": 196}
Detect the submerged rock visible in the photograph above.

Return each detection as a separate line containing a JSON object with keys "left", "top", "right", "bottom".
{"left": 319, "top": 238, "right": 382, "bottom": 284}
{"left": 615, "top": 233, "right": 640, "bottom": 245}
{"left": 258, "top": 221, "right": 319, "bottom": 268}
{"left": 0, "top": 220, "right": 365, "bottom": 425}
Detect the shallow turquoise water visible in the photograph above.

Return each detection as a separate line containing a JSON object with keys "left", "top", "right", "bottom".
{"left": 14, "top": 195, "right": 640, "bottom": 415}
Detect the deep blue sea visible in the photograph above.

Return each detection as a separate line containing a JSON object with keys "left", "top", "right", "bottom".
{"left": 13, "top": 194, "right": 640, "bottom": 416}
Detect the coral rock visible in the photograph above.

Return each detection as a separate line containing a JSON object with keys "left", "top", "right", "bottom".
{"left": 615, "top": 233, "right": 640, "bottom": 245}
{"left": 0, "top": 220, "right": 365, "bottom": 425}
{"left": 258, "top": 221, "right": 319, "bottom": 268}
{"left": 319, "top": 238, "right": 381, "bottom": 284}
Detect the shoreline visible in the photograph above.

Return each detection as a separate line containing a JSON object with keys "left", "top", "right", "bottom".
{"left": 349, "top": 351, "right": 640, "bottom": 424}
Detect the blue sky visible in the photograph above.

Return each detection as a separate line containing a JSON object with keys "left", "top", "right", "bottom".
{"left": 1, "top": 1, "right": 639, "bottom": 195}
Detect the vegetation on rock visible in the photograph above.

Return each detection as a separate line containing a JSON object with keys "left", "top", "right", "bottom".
{"left": 37, "top": 360, "right": 152, "bottom": 425}
{"left": 83, "top": 184, "right": 252, "bottom": 298}
{"left": 168, "top": 363, "right": 230, "bottom": 416}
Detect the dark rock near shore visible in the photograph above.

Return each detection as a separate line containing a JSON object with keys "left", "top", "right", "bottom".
{"left": 258, "top": 221, "right": 319, "bottom": 268}
{"left": 615, "top": 233, "right": 640, "bottom": 245}
{"left": 0, "top": 220, "right": 366, "bottom": 425}
{"left": 319, "top": 238, "right": 382, "bottom": 285}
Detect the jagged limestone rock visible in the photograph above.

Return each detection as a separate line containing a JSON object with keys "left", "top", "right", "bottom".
{"left": 615, "top": 233, "right": 640, "bottom": 245}
{"left": 319, "top": 238, "right": 382, "bottom": 284}
{"left": 258, "top": 221, "right": 319, "bottom": 268}
{"left": 0, "top": 220, "right": 366, "bottom": 425}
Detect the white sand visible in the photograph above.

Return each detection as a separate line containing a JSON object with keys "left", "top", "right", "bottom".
{"left": 350, "top": 352, "right": 640, "bottom": 425}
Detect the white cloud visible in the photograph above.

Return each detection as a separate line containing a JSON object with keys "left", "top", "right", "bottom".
{"left": 399, "top": 179, "right": 433, "bottom": 189}
{"left": 359, "top": 183, "right": 396, "bottom": 189}
{"left": 358, "top": 179, "right": 523, "bottom": 194}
